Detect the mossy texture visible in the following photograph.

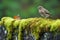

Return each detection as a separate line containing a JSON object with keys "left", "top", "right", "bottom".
{"left": 0, "top": 17, "right": 60, "bottom": 40}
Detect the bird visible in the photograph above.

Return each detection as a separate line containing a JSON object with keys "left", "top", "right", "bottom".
{"left": 38, "top": 6, "right": 52, "bottom": 18}
{"left": 13, "top": 14, "right": 21, "bottom": 20}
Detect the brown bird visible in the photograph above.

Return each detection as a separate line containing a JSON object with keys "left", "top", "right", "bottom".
{"left": 38, "top": 6, "right": 51, "bottom": 18}
{"left": 13, "top": 14, "right": 21, "bottom": 20}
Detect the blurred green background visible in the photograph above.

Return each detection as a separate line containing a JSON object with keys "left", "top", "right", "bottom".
{"left": 0, "top": 0, "right": 60, "bottom": 19}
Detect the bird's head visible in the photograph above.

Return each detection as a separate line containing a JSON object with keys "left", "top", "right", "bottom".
{"left": 38, "top": 6, "right": 43, "bottom": 10}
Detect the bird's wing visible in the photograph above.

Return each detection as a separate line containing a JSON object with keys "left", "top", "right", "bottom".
{"left": 44, "top": 9, "right": 52, "bottom": 17}
{"left": 44, "top": 9, "right": 50, "bottom": 14}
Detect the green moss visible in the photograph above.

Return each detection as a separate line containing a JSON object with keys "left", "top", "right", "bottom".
{"left": 1, "top": 17, "right": 60, "bottom": 40}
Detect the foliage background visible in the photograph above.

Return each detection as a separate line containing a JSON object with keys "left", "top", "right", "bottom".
{"left": 0, "top": 0, "right": 60, "bottom": 19}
